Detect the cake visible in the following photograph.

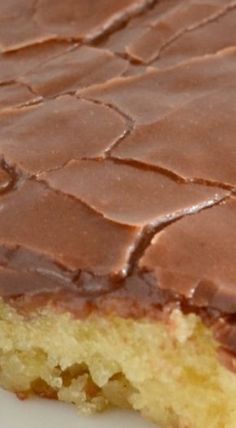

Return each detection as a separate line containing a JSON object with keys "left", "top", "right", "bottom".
{"left": 0, "top": 1, "right": 236, "bottom": 427}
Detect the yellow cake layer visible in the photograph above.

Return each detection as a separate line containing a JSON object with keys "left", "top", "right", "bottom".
{"left": 0, "top": 300, "right": 236, "bottom": 428}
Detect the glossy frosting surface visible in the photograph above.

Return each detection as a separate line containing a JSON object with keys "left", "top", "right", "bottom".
{"left": 1, "top": 0, "right": 236, "bottom": 359}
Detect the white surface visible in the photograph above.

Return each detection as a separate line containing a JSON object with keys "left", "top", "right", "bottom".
{"left": 0, "top": 389, "right": 156, "bottom": 428}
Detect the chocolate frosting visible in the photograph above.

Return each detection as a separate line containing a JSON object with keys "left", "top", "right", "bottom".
{"left": 1, "top": 0, "right": 236, "bottom": 359}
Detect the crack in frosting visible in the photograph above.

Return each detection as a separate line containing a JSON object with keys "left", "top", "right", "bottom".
{"left": 0, "top": 0, "right": 156, "bottom": 52}
{"left": 39, "top": 158, "right": 228, "bottom": 226}
{"left": 1, "top": 0, "right": 236, "bottom": 360}
{"left": 96, "top": 0, "right": 235, "bottom": 64}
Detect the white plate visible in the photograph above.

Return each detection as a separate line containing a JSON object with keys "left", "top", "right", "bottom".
{"left": 0, "top": 389, "right": 157, "bottom": 428}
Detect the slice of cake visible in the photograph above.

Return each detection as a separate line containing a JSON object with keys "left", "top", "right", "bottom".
{"left": 1, "top": 1, "right": 236, "bottom": 428}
